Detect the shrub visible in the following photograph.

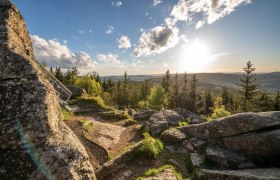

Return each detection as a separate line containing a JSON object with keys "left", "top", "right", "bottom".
{"left": 137, "top": 132, "right": 164, "bottom": 158}
{"left": 179, "top": 121, "right": 188, "bottom": 127}
{"left": 147, "top": 85, "right": 168, "bottom": 111}
{"left": 136, "top": 165, "right": 182, "bottom": 180}
{"left": 79, "top": 119, "right": 94, "bottom": 132}
{"left": 77, "top": 95, "right": 110, "bottom": 111}
{"left": 99, "top": 110, "right": 130, "bottom": 120}
{"left": 61, "top": 108, "right": 72, "bottom": 120}
{"left": 75, "top": 76, "right": 102, "bottom": 96}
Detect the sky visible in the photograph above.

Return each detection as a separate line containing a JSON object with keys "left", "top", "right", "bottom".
{"left": 11, "top": 0, "right": 280, "bottom": 75}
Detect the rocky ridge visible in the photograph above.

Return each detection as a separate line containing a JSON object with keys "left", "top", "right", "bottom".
{"left": 0, "top": 1, "right": 95, "bottom": 179}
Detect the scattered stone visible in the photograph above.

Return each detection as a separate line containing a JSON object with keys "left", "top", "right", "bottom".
{"left": 134, "top": 110, "right": 156, "bottom": 121}
{"left": 198, "top": 168, "right": 280, "bottom": 180}
{"left": 165, "top": 145, "right": 176, "bottom": 153}
{"left": 173, "top": 108, "right": 205, "bottom": 124}
{"left": 189, "top": 138, "right": 206, "bottom": 149}
{"left": 191, "top": 153, "right": 204, "bottom": 166}
{"left": 182, "top": 140, "right": 196, "bottom": 152}
{"left": 144, "top": 110, "right": 184, "bottom": 136}
{"left": 66, "top": 85, "right": 85, "bottom": 97}
{"left": 161, "top": 129, "right": 186, "bottom": 144}
{"left": 206, "top": 146, "right": 256, "bottom": 169}
{"left": 142, "top": 168, "right": 177, "bottom": 180}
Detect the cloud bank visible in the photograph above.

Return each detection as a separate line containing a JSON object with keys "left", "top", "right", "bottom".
{"left": 97, "top": 53, "right": 121, "bottom": 64}
{"left": 31, "top": 35, "right": 95, "bottom": 72}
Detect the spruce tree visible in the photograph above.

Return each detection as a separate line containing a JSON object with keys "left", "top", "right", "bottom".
{"left": 239, "top": 61, "right": 257, "bottom": 111}
{"left": 170, "top": 73, "right": 180, "bottom": 108}
{"left": 180, "top": 72, "right": 189, "bottom": 108}
{"left": 273, "top": 92, "right": 280, "bottom": 111}
{"left": 162, "top": 69, "right": 171, "bottom": 97}
{"left": 54, "top": 66, "right": 64, "bottom": 82}
{"left": 189, "top": 74, "right": 198, "bottom": 113}
{"left": 205, "top": 90, "right": 214, "bottom": 114}
{"left": 122, "top": 71, "right": 130, "bottom": 106}
{"left": 221, "top": 86, "right": 229, "bottom": 108}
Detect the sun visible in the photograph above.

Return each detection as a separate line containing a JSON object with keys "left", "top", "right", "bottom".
{"left": 179, "top": 40, "right": 211, "bottom": 72}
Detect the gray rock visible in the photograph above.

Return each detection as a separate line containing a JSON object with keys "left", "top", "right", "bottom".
{"left": 198, "top": 168, "right": 280, "bottom": 180}
{"left": 222, "top": 129, "right": 280, "bottom": 166}
{"left": 173, "top": 108, "right": 205, "bottom": 124}
{"left": 142, "top": 168, "right": 177, "bottom": 180}
{"left": 182, "top": 140, "right": 196, "bottom": 152}
{"left": 178, "top": 112, "right": 280, "bottom": 139}
{"left": 144, "top": 110, "right": 183, "bottom": 136}
{"left": 66, "top": 85, "right": 85, "bottom": 97}
{"left": 191, "top": 153, "right": 204, "bottom": 166}
{"left": 0, "top": 2, "right": 95, "bottom": 179}
{"left": 206, "top": 146, "right": 256, "bottom": 169}
{"left": 128, "top": 108, "right": 137, "bottom": 116}
{"left": 161, "top": 129, "right": 186, "bottom": 144}
{"left": 189, "top": 138, "right": 206, "bottom": 149}
{"left": 134, "top": 110, "right": 156, "bottom": 121}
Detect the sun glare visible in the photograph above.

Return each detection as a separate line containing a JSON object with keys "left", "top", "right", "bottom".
{"left": 180, "top": 40, "right": 211, "bottom": 72}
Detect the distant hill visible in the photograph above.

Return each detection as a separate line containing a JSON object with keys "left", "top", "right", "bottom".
{"left": 102, "top": 72, "right": 280, "bottom": 92}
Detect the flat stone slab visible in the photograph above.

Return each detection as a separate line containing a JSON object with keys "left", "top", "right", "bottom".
{"left": 198, "top": 168, "right": 280, "bottom": 180}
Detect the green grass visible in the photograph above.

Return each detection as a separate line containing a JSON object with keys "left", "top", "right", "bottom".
{"left": 79, "top": 119, "right": 94, "bottom": 132}
{"left": 77, "top": 95, "right": 111, "bottom": 111}
{"left": 136, "top": 165, "right": 182, "bottom": 180}
{"left": 99, "top": 110, "right": 130, "bottom": 120}
{"left": 136, "top": 132, "right": 164, "bottom": 158}
{"left": 61, "top": 108, "right": 72, "bottom": 120}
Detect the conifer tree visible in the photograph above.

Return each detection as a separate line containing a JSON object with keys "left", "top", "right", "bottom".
{"left": 140, "top": 80, "right": 149, "bottom": 100}
{"left": 273, "top": 92, "right": 280, "bottom": 111}
{"left": 170, "top": 72, "right": 180, "bottom": 108}
{"left": 122, "top": 71, "right": 130, "bottom": 106}
{"left": 256, "top": 91, "right": 271, "bottom": 112}
{"left": 54, "top": 66, "right": 64, "bottom": 82}
{"left": 189, "top": 74, "right": 198, "bottom": 113}
{"left": 180, "top": 72, "right": 189, "bottom": 108}
{"left": 239, "top": 61, "right": 257, "bottom": 111}
{"left": 221, "top": 86, "right": 229, "bottom": 108}
{"left": 162, "top": 69, "right": 171, "bottom": 97}
{"left": 205, "top": 90, "right": 214, "bottom": 114}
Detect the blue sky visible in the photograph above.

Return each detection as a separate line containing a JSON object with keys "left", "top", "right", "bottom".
{"left": 12, "top": 0, "right": 280, "bottom": 75}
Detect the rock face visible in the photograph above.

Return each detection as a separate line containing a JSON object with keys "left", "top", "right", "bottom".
{"left": 178, "top": 111, "right": 280, "bottom": 139}
{"left": 66, "top": 85, "right": 85, "bottom": 97}
{"left": 0, "top": 1, "right": 95, "bottom": 179}
{"left": 161, "top": 129, "right": 186, "bottom": 144}
{"left": 178, "top": 111, "right": 280, "bottom": 167}
{"left": 173, "top": 108, "right": 205, "bottom": 124}
{"left": 198, "top": 168, "right": 280, "bottom": 180}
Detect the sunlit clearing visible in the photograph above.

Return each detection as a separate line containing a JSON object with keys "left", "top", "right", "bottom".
{"left": 179, "top": 40, "right": 211, "bottom": 72}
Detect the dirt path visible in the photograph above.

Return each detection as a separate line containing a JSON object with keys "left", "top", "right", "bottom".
{"left": 64, "top": 119, "right": 108, "bottom": 169}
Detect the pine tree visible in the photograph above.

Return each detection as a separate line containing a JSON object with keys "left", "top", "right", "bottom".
{"left": 256, "top": 91, "right": 271, "bottom": 112}
{"left": 205, "top": 90, "right": 214, "bottom": 114}
{"left": 170, "top": 72, "right": 180, "bottom": 108}
{"left": 122, "top": 71, "right": 130, "bottom": 106}
{"left": 140, "top": 80, "right": 149, "bottom": 100}
{"left": 239, "top": 61, "right": 257, "bottom": 111}
{"left": 162, "top": 69, "right": 171, "bottom": 97}
{"left": 189, "top": 74, "right": 198, "bottom": 113}
{"left": 221, "top": 86, "right": 229, "bottom": 109}
{"left": 180, "top": 72, "right": 189, "bottom": 108}
{"left": 54, "top": 66, "right": 64, "bottom": 82}
{"left": 147, "top": 85, "right": 168, "bottom": 110}
{"left": 273, "top": 92, "right": 280, "bottom": 111}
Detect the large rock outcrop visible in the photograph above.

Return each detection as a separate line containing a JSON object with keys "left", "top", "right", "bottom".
{"left": 0, "top": 1, "right": 95, "bottom": 179}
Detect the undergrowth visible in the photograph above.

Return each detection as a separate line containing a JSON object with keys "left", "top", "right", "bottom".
{"left": 61, "top": 109, "right": 72, "bottom": 120}
{"left": 135, "top": 132, "right": 163, "bottom": 158}
{"left": 77, "top": 95, "right": 111, "bottom": 111}
{"left": 136, "top": 164, "right": 182, "bottom": 180}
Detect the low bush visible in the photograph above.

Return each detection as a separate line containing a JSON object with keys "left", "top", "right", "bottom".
{"left": 136, "top": 132, "right": 163, "bottom": 158}
{"left": 136, "top": 165, "right": 182, "bottom": 180}
{"left": 99, "top": 110, "right": 130, "bottom": 120}
{"left": 77, "top": 95, "right": 110, "bottom": 111}
{"left": 61, "top": 108, "right": 72, "bottom": 120}
{"left": 79, "top": 119, "right": 94, "bottom": 132}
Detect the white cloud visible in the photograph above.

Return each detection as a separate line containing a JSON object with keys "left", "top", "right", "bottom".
{"left": 153, "top": 0, "right": 162, "bottom": 6}
{"left": 170, "top": 0, "right": 188, "bottom": 21}
{"left": 117, "top": 35, "right": 131, "bottom": 49}
{"left": 97, "top": 54, "right": 121, "bottom": 64}
{"left": 78, "top": 30, "right": 84, "bottom": 34}
{"left": 72, "top": 34, "right": 78, "bottom": 39}
{"left": 112, "top": 1, "right": 122, "bottom": 8}
{"left": 169, "top": 0, "right": 251, "bottom": 28}
{"left": 134, "top": 25, "right": 179, "bottom": 56}
{"left": 140, "top": 28, "right": 144, "bottom": 33}
{"left": 31, "top": 35, "right": 95, "bottom": 73}
{"left": 89, "top": 29, "right": 93, "bottom": 33}
{"left": 106, "top": 26, "right": 114, "bottom": 34}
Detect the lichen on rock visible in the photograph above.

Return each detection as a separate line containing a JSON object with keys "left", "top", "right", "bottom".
{"left": 0, "top": 1, "right": 95, "bottom": 179}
